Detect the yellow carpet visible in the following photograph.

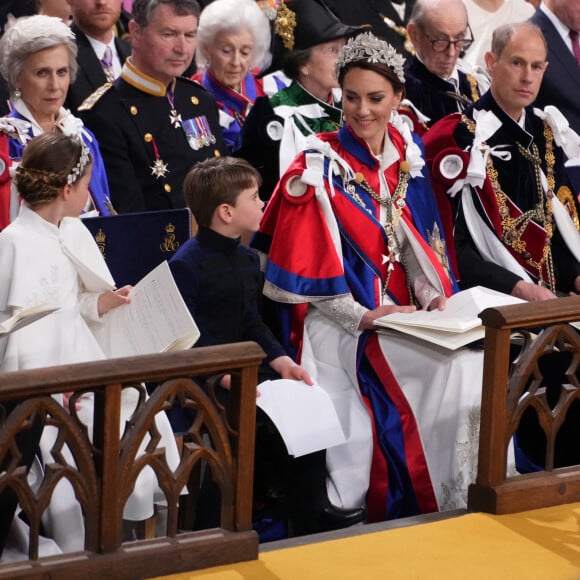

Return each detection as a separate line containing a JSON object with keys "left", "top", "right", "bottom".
{"left": 155, "top": 503, "right": 580, "bottom": 580}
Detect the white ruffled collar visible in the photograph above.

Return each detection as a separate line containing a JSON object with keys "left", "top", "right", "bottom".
{"left": 12, "top": 98, "right": 91, "bottom": 143}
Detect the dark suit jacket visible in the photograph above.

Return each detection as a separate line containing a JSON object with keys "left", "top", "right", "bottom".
{"left": 323, "top": 0, "right": 416, "bottom": 57}
{"left": 169, "top": 226, "right": 286, "bottom": 362}
{"left": 65, "top": 25, "right": 131, "bottom": 113}
{"left": 530, "top": 9, "right": 580, "bottom": 135}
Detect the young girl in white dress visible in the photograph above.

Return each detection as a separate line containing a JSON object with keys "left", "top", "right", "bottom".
{"left": 0, "top": 132, "right": 180, "bottom": 557}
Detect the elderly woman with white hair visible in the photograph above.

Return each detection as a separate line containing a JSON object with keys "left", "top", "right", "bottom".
{"left": 192, "top": 0, "right": 271, "bottom": 150}
{"left": 0, "top": 14, "right": 113, "bottom": 228}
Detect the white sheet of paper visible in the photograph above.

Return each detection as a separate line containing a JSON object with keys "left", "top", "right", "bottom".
{"left": 0, "top": 304, "right": 59, "bottom": 335}
{"left": 377, "top": 325, "right": 485, "bottom": 351}
{"left": 256, "top": 379, "right": 346, "bottom": 457}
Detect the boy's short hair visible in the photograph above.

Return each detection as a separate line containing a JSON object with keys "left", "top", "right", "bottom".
{"left": 183, "top": 156, "right": 262, "bottom": 227}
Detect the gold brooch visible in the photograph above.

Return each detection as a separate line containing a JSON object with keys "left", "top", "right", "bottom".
{"left": 275, "top": 0, "right": 297, "bottom": 50}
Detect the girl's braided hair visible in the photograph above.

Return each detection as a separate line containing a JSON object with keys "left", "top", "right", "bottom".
{"left": 15, "top": 132, "right": 92, "bottom": 208}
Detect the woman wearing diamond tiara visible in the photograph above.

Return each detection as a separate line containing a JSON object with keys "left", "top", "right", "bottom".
{"left": 253, "top": 31, "right": 494, "bottom": 522}
{"left": 0, "top": 132, "right": 180, "bottom": 558}
{"left": 0, "top": 14, "right": 114, "bottom": 230}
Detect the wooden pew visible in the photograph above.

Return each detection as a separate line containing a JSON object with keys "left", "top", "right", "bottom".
{"left": 0, "top": 342, "right": 264, "bottom": 579}
{"left": 468, "top": 295, "right": 580, "bottom": 514}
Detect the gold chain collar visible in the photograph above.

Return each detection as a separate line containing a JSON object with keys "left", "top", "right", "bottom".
{"left": 464, "top": 115, "right": 556, "bottom": 291}
{"left": 466, "top": 74, "right": 481, "bottom": 104}
{"left": 344, "top": 163, "right": 414, "bottom": 304}
{"left": 347, "top": 165, "right": 411, "bottom": 231}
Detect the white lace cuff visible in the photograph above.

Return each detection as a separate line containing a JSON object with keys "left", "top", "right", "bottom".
{"left": 312, "top": 295, "right": 368, "bottom": 335}
{"left": 414, "top": 274, "right": 443, "bottom": 309}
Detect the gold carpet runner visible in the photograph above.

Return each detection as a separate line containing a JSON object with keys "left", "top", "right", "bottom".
{"left": 155, "top": 503, "right": 580, "bottom": 579}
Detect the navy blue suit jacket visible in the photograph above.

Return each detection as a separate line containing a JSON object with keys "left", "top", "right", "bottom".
{"left": 66, "top": 25, "right": 131, "bottom": 114}
{"left": 530, "top": 9, "right": 580, "bottom": 135}
{"left": 168, "top": 226, "right": 286, "bottom": 362}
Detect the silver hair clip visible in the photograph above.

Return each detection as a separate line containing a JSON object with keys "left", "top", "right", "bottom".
{"left": 66, "top": 143, "right": 90, "bottom": 185}
{"left": 335, "top": 31, "right": 406, "bottom": 84}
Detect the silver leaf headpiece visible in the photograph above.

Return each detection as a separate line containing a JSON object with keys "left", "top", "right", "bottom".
{"left": 66, "top": 143, "right": 91, "bottom": 185}
{"left": 335, "top": 31, "right": 406, "bottom": 84}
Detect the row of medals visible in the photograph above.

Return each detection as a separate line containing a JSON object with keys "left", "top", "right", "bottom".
{"left": 171, "top": 108, "right": 217, "bottom": 151}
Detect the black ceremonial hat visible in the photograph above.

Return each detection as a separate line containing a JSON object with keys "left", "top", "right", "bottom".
{"left": 281, "top": 0, "right": 362, "bottom": 50}
{"left": 259, "top": 0, "right": 364, "bottom": 76}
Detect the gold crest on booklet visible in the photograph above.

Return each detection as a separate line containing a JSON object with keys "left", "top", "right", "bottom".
{"left": 95, "top": 228, "right": 106, "bottom": 257}
{"left": 160, "top": 222, "right": 180, "bottom": 253}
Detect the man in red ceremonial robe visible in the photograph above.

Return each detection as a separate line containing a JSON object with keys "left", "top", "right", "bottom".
{"left": 424, "top": 21, "right": 580, "bottom": 299}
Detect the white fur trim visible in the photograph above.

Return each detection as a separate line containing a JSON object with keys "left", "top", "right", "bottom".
{"left": 439, "top": 154, "right": 464, "bottom": 180}
{"left": 266, "top": 120, "right": 283, "bottom": 141}
{"left": 285, "top": 175, "right": 308, "bottom": 197}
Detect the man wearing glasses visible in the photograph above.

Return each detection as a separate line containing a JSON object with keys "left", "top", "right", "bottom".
{"left": 401, "top": 0, "right": 486, "bottom": 132}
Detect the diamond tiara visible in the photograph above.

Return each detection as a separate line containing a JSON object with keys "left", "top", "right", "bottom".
{"left": 335, "top": 31, "right": 406, "bottom": 84}
{"left": 66, "top": 142, "right": 91, "bottom": 185}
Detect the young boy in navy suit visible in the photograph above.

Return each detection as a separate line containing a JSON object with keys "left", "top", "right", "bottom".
{"left": 168, "top": 156, "right": 365, "bottom": 537}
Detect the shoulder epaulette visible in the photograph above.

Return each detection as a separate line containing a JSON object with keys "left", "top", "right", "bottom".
{"left": 184, "top": 77, "right": 208, "bottom": 93}
{"left": 77, "top": 82, "right": 114, "bottom": 112}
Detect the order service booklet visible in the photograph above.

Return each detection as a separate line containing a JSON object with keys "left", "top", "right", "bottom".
{"left": 93, "top": 261, "right": 200, "bottom": 358}
{"left": 0, "top": 304, "right": 59, "bottom": 335}
{"left": 374, "top": 286, "right": 526, "bottom": 350}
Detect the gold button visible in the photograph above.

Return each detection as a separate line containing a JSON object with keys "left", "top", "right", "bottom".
{"left": 191, "top": 96, "right": 199, "bottom": 105}
{"left": 130, "top": 105, "right": 138, "bottom": 115}
{"left": 214, "top": 150, "right": 221, "bottom": 157}
{"left": 164, "top": 184, "right": 171, "bottom": 192}
{"left": 144, "top": 133, "right": 153, "bottom": 142}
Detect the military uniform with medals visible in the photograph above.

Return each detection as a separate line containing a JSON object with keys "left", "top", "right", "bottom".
{"left": 79, "top": 58, "right": 227, "bottom": 213}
